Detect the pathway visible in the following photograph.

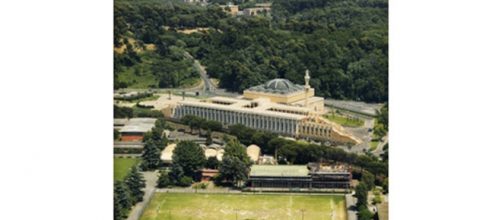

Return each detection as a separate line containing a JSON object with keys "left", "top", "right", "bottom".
{"left": 127, "top": 171, "right": 158, "bottom": 220}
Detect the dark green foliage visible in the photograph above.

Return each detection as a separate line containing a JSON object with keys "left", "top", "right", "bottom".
{"left": 157, "top": 169, "right": 172, "bottom": 188}
{"left": 198, "top": 0, "right": 388, "bottom": 102}
{"left": 143, "top": 121, "right": 168, "bottom": 150}
{"left": 181, "top": 115, "right": 223, "bottom": 132}
{"left": 179, "top": 176, "right": 193, "bottom": 187}
{"left": 361, "top": 170, "right": 375, "bottom": 190}
{"left": 124, "top": 166, "right": 146, "bottom": 204}
{"left": 382, "top": 177, "right": 388, "bottom": 194}
{"left": 114, "top": 0, "right": 388, "bottom": 103}
{"left": 357, "top": 206, "right": 374, "bottom": 220}
{"left": 114, "top": 105, "right": 164, "bottom": 118}
{"left": 228, "top": 124, "right": 278, "bottom": 154}
{"left": 169, "top": 163, "right": 185, "bottom": 185}
{"left": 355, "top": 182, "right": 368, "bottom": 208}
{"left": 114, "top": 129, "right": 120, "bottom": 141}
{"left": 114, "top": 181, "right": 131, "bottom": 220}
{"left": 172, "top": 141, "right": 206, "bottom": 177}
{"left": 114, "top": 193, "right": 123, "bottom": 220}
{"left": 218, "top": 139, "right": 252, "bottom": 186}
{"left": 114, "top": 105, "right": 133, "bottom": 118}
{"left": 114, "top": 1, "right": 228, "bottom": 89}
{"left": 205, "top": 156, "right": 220, "bottom": 169}
{"left": 373, "top": 102, "right": 388, "bottom": 140}
{"left": 132, "top": 107, "right": 165, "bottom": 118}
{"left": 271, "top": 137, "right": 387, "bottom": 177}
{"left": 251, "top": 131, "right": 278, "bottom": 155}
{"left": 141, "top": 140, "right": 161, "bottom": 170}
{"left": 204, "top": 120, "right": 223, "bottom": 132}
{"left": 205, "top": 130, "right": 213, "bottom": 145}
{"left": 377, "top": 103, "right": 388, "bottom": 130}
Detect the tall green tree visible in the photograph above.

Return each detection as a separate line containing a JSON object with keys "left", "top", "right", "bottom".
{"left": 361, "top": 170, "right": 375, "bottom": 190}
{"left": 114, "top": 193, "right": 123, "bottom": 220}
{"left": 141, "top": 140, "right": 161, "bottom": 170}
{"left": 355, "top": 182, "right": 368, "bottom": 208}
{"left": 205, "top": 156, "right": 220, "bottom": 169}
{"left": 124, "top": 166, "right": 146, "bottom": 204}
{"left": 357, "top": 206, "right": 374, "bottom": 220}
{"left": 172, "top": 141, "right": 206, "bottom": 177}
{"left": 219, "top": 139, "right": 252, "bottom": 186}
{"left": 157, "top": 169, "right": 172, "bottom": 188}
{"left": 114, "top": 181, "right": 131, "bottom": 220}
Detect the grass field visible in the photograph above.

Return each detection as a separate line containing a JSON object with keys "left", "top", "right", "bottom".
{"left": 324, "top": 113, "right": 364, "bottom": 127}
{"left": 114, "top": 157, "right": 140, "bottom": 181}
{"left": 141, "top": 193, "right": 346, "bottom": 220}
{"left": 369, "top": 140, "right": 379, "bottom": 151}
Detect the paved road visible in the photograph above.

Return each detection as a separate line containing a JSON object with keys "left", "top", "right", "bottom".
{"left": 373, "top": 135, "right": 388, "bottom": 157}
{"left": 183, "top": 52, "right": 218, "bottom": 95}
{"left": 345, "top": 194, "right": 357, "bottom": 220}
{"left": 127, "top": 171, "right": 159, "bottom": 220}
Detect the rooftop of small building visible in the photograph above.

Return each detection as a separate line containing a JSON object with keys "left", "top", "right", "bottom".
{"left": 250, "top": 165, "right": 310, "bottom": 177}
{"left": 308, "top": 162, "right": 351, "bottom": 173}
{"left": 119, "top": 117, "right": 156, "bottom": 133}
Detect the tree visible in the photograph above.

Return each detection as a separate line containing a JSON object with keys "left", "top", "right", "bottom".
{"left": 157, "top": 169, "right": 172, "bottom": 188}
{"left": 114, "top": 193, "right": 125, "bottom": 220}
{"left": 114, "top": 181, "right": 131, "bottom": 220}
{"left": 114, "top": 105, "right": 133, "bottom": 118}
{"left": 205, "top": 156, "right": 220, "bottom": 169}
{"left": 205, "top": 120, "right": 223, "bottom": 132}
{"left": 179, "top": 176, "right": 193, "bottom": 187}
{"left": 357, "top": 206, "right": 374, "bottom": 220}
{"left": 172, "top": 141, "right": 206, "bottom": 177}
{"left": 169, "top": 163, "right": 185, "bottom": 185}
{"left": 218, "top": 139, "right": 252, "bottom": 187}
{"left": 114, "top": 129, "right": 120, "bottom": 141}
{"left": 205, "top": 130, "right": 213, "bottom": 145}
{"left": 141, "top": 140, "right": 161, "bottom": 170}
{"left": 124, "top": 166, "right": 146, "bottom": 203}
{"left": 355, "top": 182, "right": 368, "bottom": 208}
{"left": 361, "top": 170, "right": 375, "bottom": 190}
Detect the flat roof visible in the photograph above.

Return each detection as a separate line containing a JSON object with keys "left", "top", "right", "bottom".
{"left": 119, "top": 118, "right": 156, "bottom": 133}
{"left": 179, "top": 97, "right": 310, "bottom": 120}
{"left": 250, "top": 165, "right": 309, "bottom": 177}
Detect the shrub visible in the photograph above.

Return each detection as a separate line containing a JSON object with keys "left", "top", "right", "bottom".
{"left": 178, "top": 176, "right": 193, "bottom": 187}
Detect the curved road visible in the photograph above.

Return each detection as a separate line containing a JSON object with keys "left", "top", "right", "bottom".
{"left": 183, "top": 52, "right": 217, "bottom": 94}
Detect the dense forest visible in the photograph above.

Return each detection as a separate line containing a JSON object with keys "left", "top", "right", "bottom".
{"left": 114, "top": 0, "right": 388, "bottom": 103}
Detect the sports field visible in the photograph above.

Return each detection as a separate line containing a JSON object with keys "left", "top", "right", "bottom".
{"left": 140, "top": 193, "right": 346, "bottom": 220}
{"left": 113, "top": 157, "right": 140, "bottom": 181}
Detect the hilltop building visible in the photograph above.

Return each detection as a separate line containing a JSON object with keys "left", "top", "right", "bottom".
{"left": 164, "top": 70, "right": 360, "bottom": 144}
{"left": 219, "top": 2, "right": 239, "bottom": 16}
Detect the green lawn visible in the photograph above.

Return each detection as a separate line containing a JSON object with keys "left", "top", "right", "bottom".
{"left": 141, "top": 193, "right": 347, "bottom": 220}
{"left": 370, "top": 140, "right": 379, "bottom": 151}
{"left": 324, "top": 113, "right": 364, "bottom": 127}
{"left": 114, "top": 157, "right": 140, "bottom": 181}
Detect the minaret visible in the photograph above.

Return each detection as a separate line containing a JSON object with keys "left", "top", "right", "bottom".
{"left": 304, "top": 69, "right": 310, "bottom": 108}
{"left": 304, "top": 69, "right": 311, "bottom": 89}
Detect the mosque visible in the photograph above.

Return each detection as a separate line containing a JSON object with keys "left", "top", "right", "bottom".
{"left": 165, "top": 70, "right": 360, "bottom": 145}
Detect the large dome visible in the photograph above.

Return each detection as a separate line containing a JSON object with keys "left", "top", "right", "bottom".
{"left": 264, "top": 78, "right": 296, "bottom": 91}
{"left": 246, "top": 78, "right": 304, "bottom": 94}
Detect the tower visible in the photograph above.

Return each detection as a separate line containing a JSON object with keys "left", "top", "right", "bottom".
{"left": 304, "top": 69, "right": 311, "bottom": 89}
{"left": 304, "top": 69, "right": 310, "bottom": 108}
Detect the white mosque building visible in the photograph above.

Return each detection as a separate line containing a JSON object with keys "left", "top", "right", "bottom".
{"left": 165, "top": 70, "right": 360, "bottom": 145}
